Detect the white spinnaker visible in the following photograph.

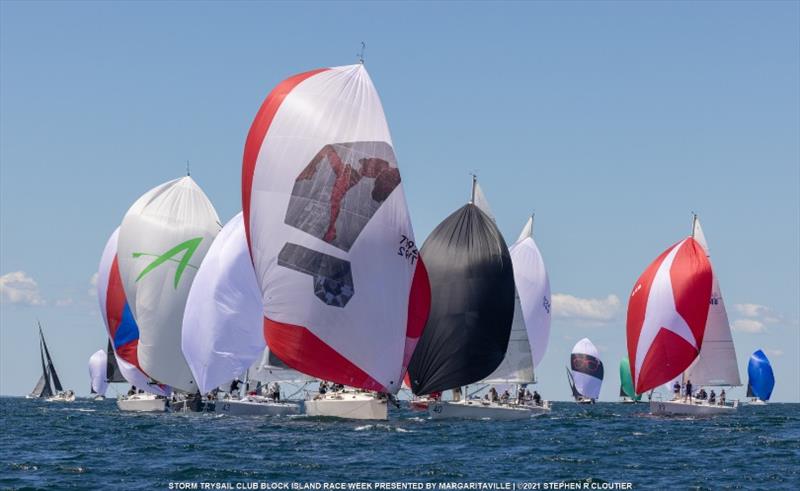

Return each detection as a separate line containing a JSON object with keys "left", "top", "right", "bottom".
{"left": 684, "top": 218, "right": 741, "bottom": 386}
{"left": 118, "top": 177, "right": 221, "bottom": 392}
{"left": 96, "top": 227, "right": 170, "bottom": 397}
{"left": 88, "top": 349, "right": 108, "bottom": 396}
{"left": 571, "top": 338, "right": 603, "bottom": 400}
{"left": 248, "top": 64, "right": 420, "bottom": 391}
{"left": 181, "top": 213, "right": 267, "bottom": 394}
{"left": 511, "top": 216, "right": 551, "bottom": 368}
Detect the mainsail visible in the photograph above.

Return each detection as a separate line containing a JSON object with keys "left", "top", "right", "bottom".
{"left": 408, "top": 182, "right": 515, "bottom": 395}
{"left": 117, "top": 177, "right": 221, "bottom": 392}
{"left": 242, "top": 64, "right": 430, "bottom": 394}
{"left": 626, "top": 237, "right": 712, "bottom": 394}
{"left": 97, "top": 227, "right": 170, "bottom": 396}
{"left": 683, "top": 217, "right": 741, "bottom": 387}
{"left": 29, "top": 332, "right": 53, "bottom": 398}
{"left": 747, "top": 350, "right": 775, "bottom": 401}
{"left": 482, "top": 215, "right": 551, "bottom": 383}
{"left": 105, "top": 340, "right": 125, "bottom": 383}
{"left": 570, "top": 338, "right": 603, "bottom": 400}
{"left": 40, "top": 325, "right": 63, "bottom": 393}
{"left": 182, "top": 213, "right": 269, "bottom": 394}
{"left": 88, "top": 349, "right": 109, "bottom": 396}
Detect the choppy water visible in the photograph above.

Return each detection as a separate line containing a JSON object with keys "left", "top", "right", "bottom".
{"left": 1, "top": 398, "right": 798, "bottom": 490}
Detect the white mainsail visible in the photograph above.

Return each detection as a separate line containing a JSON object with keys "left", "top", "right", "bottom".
{"left": 182, "top": 213, "right": 271, "bottom": 394}
{"left": 684, "top": 217, "right": 741, "bottom": 386}
{"left": 248, "top": 347, "right": 314, "bottom": 385}
{"left": 88, "top": 349, "right": 108, "bottom": 396}
{"left": 483, "top": 216, "right": 551, "bottom": 383}
{"left": 117, "top": 177, "right": 221, "bottom": 392}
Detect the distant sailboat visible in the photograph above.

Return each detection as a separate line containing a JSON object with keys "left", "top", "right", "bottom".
{"left": 746, "top": 350, "right": 775, "bottom": 404}
{"left": 28, "top": 323, "right": 73, "bottom": 402}
{"left": 568, "top": 338, "right": 603, "bottom": 403}
{"left": 408, "top": 177, "right": 518, "bottom": 419}
{"left": 242, "top": 63, "right": 430, "bottom": 420}
{"left": 619, "top": 357, "right": 641, "bottom": 403}
{"left": 88, "top": 349, "right": 108, "bottom": 399}
{"left": 627, "top": 215, "right": 739, "bottom": 416}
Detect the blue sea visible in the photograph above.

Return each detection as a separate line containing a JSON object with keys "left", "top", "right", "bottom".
{"left": 1, "top": 398, "right": 798, "bottom": 490}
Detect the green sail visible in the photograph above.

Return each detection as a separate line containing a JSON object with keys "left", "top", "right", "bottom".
{"left": 619, "top": 356, "right": 642, "bottom": 401}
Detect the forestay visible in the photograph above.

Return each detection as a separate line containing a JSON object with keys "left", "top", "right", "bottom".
{"left": 118, "top": 177, "right": 221, "bottom": 392}
{"left": 242, "top": 64, "right": 430, "bottom": 393}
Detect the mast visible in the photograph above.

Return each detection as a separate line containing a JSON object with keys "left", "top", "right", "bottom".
{"left": 470, "top": 174, "right": 477, "bottom": 204}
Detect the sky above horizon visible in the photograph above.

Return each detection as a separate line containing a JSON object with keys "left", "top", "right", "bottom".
{"left": 1, "top": 1, "right": 798, "bottom": 401}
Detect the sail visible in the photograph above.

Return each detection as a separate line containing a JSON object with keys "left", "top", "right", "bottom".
{"left": 182, "top": 213, "right": 268, "bottom": 394}
{"left": 97, "top": 227, "right": 171, "bottom": 396}
{"left": 482, "top": 292, "right": 534, "bottom": 384}
{"left": 747, "top": 350, "right": 775, "bottom": 401}
{"left": 105, "top": 340, "right": 125, "bottom": 383}
{"left": 40, "top": 326, "right": 63, "bottom": 392}
{"left": 29, "top": 336, "right": 52, "bottom": 398}
{"left": 407, "top": 203, "right": 516, "bottom": 395}
{"left": 683, "top": 218, "right": 741, "bottom": 386}
{"left": 88, "top": 349, "right": 109, "bottom": 396}
{"left": 249, "top": 347, "right": 314, "bottom": 384}
{"left": 472, "top": 181, "right": 495, "bottom": 221}
{"left": 619, "top": 356, "right": 641, "bottom": 401}
{"left": 570, "top": 338, "right": 603, "bottom": 400}
{"left": 510, "top": 216, "right": 551, "bottom": 368}
{"left": 566, "top": 367, "right": 581, "bottom": 400}
{"left": 746, "top": 383, "right": 754, "bottom": 398}
{"left": 242, "top": 64, "right": 430, "bottom": 394}
{"left": 117, "top": 177, "right": 221, "bottom": 392}
{"left": 626, "top": 237, "right": 712, "bottom": 394}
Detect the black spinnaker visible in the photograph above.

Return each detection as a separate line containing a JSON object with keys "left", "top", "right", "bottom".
{"left": 407, "top": 203, "right": 515, "bottom": 395}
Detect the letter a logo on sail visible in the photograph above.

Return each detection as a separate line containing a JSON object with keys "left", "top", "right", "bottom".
{"left": 133, "top": 237, "right": 203, "bottom": 288}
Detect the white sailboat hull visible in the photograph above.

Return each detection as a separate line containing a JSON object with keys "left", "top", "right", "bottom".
{"left": 304, "top": 392, "right": 388, "bottom": 420}
{"left": 428, "top": 400, "right": 551, "bottom": 420}
{"left": 46, "top": 392, "right": 75, "bottom": 403}
{"left": 650, "top": 398, "right": 738, "bottom": 416}
{"left": 117, "top": 394, "right": 167, "bottom": 412}
{"left": 217, "top": 397, "right": 301, "bottom": 416}
{"left": 745, "top": 399, "right": 767, "bottom": 406}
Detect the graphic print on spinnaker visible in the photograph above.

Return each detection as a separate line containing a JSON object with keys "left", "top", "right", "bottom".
{"left": 284, "top": 141, "right": 401, "bottom": 252}
{"left": 571, "top": 353, "right": 604, "bottom": 379}
{"left": 132, "top": 237, "right": 203, "bottom": 288}
{"left": 277, "top": 243, "right": 354, "bottom": 308}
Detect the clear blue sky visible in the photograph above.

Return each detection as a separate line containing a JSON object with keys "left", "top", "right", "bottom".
{"left": 1, "top": 1, "right": 798, "bottom": 401}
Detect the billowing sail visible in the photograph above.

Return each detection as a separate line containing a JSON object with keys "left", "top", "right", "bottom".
{"left": 626, "top": 237, "right": 712, "bottom": 394}
{"left": 684, "top": 218, "right": 741, "bottom": 386}
{"left": 570, "top": 338, "right": 603, "bottom": 400}
{"left": 105, "top": 340, "right": 125, "bottom": 383}
{"left": 40, "top": 327, "right": 63, "bottom": 393}
{"left": 747, "top": 350, "right": 775, "bottom": 401}
{"left": 182, "top": 213, "right": 267, "bottom": 394}
{"left": 97, "top": 227, "right": 170, "bottom": 396}
{"left": 511, "top": 216, "right": 551, "bottom": 368}
{"left": 89, "top": 349, "right": 109, "bottom": 396}
{"left": 619, "top": 356, "right": 641, "bottom": 401}
{"left": 408, "top": 203, "right": 515, "bottom": 395}
{"left": 242, "top": 64, "right": 430, "bottom": 393}
{"left": 117, "top": 177, "right": 221, "bottom": 392}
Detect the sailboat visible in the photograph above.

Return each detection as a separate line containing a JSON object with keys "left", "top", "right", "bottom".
{"left": 242, "top": 63, "right": 430, "bottom": 420}
{"left": 97, "top": 227, "right": 173, "bottom": 412}
{"left": 567, "top": 338, "right": 603, "bottom": 404}
{"left": 619, "top": 356, "right": 641, "bottom": 403}
{"left": 408, "top": 177, "right": 517, "bottom": 419}
{"left": 746, "top": 350, "right": 774, "bottom": 405}
{"left": 88, "top": 349, "right": 108, "bottom": 399}
{"left": 27, "top": 323, "right": 74, "bottom": 402}
{"left": 627, "top": 215, "right": 739, "bottom": 416}
{"left": 116, "top": 176, "right": 221, "bottom": 411}
{"left": 182, "top": 212, "right": 303, "bottom": 416}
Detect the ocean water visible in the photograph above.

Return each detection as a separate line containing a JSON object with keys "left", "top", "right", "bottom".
{"left": 1, "top": 398, "right": 798, "bottom": 490}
